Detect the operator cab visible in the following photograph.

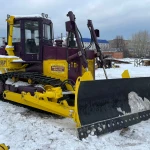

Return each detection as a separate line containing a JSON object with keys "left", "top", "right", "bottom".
{"left": 7, "top": 14, "right": 54, "bottom": 61}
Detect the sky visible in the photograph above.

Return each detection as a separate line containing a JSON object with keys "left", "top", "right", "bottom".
{"left": 0, "top": 0, "right": 150, "bottom": 40}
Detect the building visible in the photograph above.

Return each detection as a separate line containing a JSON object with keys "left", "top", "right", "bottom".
{"left": 81, "top": 38, "right": 124, "bottom": 59}
{"left": 54, "top": 37, "right": 110, "bottom": 51}
{"left": 82, "top": 38, "right": 109, "bottom": 51}
{"left": 108, "top": 38, "right": 130, "bottom": 58}
{"left": 102, "top": 51, "right": 123, "bottom": 59}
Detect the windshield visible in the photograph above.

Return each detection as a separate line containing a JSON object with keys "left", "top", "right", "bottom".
{"left": 13, "top": 21, "right": 21, "bottom": 43}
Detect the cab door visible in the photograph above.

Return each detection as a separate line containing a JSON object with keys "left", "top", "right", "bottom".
{"left": 23, "top": 20, "right": 42, "bottom": 61}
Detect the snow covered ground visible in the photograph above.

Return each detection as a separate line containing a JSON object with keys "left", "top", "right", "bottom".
{"left": 95, "top": 58, "right": 150, "bottom": 79}
{"left": 1, "top": 59, "right": 150, "bottom": 150}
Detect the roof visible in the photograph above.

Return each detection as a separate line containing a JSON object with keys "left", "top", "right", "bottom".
{"left": 12, "top": 14, "right": 43, "bottom": 18}
{"left": 82, "top": 38, "right": 109, "bottom": 44}
{"left": 55, "top": 37, "right": 109, "bottom": 44}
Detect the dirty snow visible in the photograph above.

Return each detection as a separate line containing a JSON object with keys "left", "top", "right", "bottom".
{"left": 1, "top": 58, "right": 150, "bottom": 149}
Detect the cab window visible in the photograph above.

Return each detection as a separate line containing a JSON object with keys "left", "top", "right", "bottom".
{"left": 13, "top": 21, "right": 21, "bottom": 43}
{"left": 43, "top": 24, "right": 51, "bottom": 40}
{"left": 25, "top": 21, "right": 40, "bottom": 54}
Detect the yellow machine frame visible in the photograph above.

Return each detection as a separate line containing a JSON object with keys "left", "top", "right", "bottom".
{"left": 3, "top": 70, "right": 94, "bottom": 127}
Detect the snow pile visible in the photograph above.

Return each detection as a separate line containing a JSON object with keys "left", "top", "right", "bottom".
{"left": 12, "top": 59, "right": 25, "bottom": 62}
{"left": 0, "top": 55, "right": 19, "bottom": 58}
{"left": 5, "top": 45, "right": 14, "bottom": 49}
{"left": 13, "top": 81, "right": 30, "bottom": 87}
{"left": 5, "top": 78, "right": 30, "bottom": 87}
{"left": 5, "top": 78, "right": 14, "bottom": 85}
{"left": 128, "top": 92, "right": 150, "bottom": 113}
{"left": 34, "top": 84, "right": 45, "bottom": 90}
{"left": 117, "top": 107, "right": 126, "bottom": 115}
{"left": 117, "top": 92, "right": 150, "bottom": 115}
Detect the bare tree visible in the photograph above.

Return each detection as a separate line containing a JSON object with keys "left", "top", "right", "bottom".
{"left": 131, "top": 31, "right": 150, "bottom": 57}
{"left": 110, "top": 36, "right": 129, "bottom": 57}
{"left": 115, "top": 36, "right": 124, "bottom": 50}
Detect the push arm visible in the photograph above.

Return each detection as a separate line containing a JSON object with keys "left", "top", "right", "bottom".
{"left": 66, "top": 11, "right": 88, "bottom": 70}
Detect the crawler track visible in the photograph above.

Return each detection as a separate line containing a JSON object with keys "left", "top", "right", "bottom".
{"left": 0, "top": 71, "right": 64, "bottom": 88}
{"left": 0, "top": 71, "right": 74, "bottom": 114}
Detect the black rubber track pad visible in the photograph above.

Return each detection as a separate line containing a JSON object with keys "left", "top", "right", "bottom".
{"left": 77, "top": 77, "right": 150, "bottom": 139}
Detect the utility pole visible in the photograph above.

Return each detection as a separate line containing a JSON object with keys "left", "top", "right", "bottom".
{"left": 61, "top": 33, "right": 63, "bottom": 40}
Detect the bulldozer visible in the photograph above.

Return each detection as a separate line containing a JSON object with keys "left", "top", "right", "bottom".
{"left": 0, "top": 11, "right": 150, "bottom": 140}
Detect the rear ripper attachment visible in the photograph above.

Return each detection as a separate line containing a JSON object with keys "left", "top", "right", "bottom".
{"left": 77, "top": 77, "right": 150, "bottom": 140}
